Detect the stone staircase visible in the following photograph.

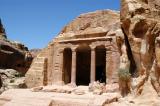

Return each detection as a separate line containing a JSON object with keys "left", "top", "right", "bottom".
{"left": 25, "top": 56, "right": 48, "bottom": 88}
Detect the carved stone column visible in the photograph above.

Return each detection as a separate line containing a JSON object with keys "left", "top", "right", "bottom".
{"left": 71, "top": 49, "right": 77, "bottom": 85}
{"left": 90, "top": 48, "right": 96, "bottom": 83}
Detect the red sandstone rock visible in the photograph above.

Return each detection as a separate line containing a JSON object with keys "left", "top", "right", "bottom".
{"left": 121, "top": 0, "right": 160, "bottom": 96}
{"left": 0, "top": 19, "right": 33, "bottom": 74}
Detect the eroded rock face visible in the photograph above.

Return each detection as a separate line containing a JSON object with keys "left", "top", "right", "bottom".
{"left": 121, "top": 0, "right": 160, "bottom": 95}
{"left": 59, "top": 10, "right": 120, "bottom": 38}
{"left": 0, "top": 20, "right": 33, "bottom": 74}
{"left": 121, "top": 0, "right": 160, "bottom": 73}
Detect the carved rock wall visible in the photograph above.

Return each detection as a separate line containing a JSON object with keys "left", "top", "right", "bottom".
{"left": 25, "top": 10, "right": 124, "bottom": 87}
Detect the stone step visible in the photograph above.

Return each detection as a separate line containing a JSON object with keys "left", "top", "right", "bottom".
{"left": 54, "top": 66, "right": 60, "bottom": 69}
{"left": 34, "top": 57, "right": 46, "bottom": 62}
{"left": 54, "top": 66, "right": 59, "bottom": 69}
{"left": 54, "top": 64, "right": 59, "bottom": 67}
{"left": 32, "top": 67, "right": 44, "bottom": 70}
{"left": 32, "top": 63, "right": 45, "bottom": 68}
{"left": 54, "top": 69, "right": 60, "bottom": 72}
{"left": 33, "top": 62, "right": 45, "bottom": 64}
{"left": 28, "top": 69, "right": 43, "bottom": 73}
{"left": 54, "top": 64, "right": 60, "bottom": 66}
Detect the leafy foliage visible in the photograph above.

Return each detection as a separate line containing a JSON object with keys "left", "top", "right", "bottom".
{"left": 118, "top": 68, "right": 131, "bottom": 81}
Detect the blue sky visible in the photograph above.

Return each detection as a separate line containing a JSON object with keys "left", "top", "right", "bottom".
{"left": 0, "top": 0, "right": 120, "bottom": 49}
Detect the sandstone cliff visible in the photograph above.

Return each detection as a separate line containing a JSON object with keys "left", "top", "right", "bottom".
{"left": 0, "top": 19, "right": 33, "bottom": 74}
{"left": 121, "top": 0, "right": 160, "bottom": 96}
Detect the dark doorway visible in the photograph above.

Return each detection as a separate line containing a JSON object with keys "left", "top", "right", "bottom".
{"left": 76, "top": 45, "right": 91, "bottom": 85}
{"left": 63, "top": 48, "right": 72, "bottom": 84}
{"left": 96, "top": 46, "right": 106, "bottom": 83}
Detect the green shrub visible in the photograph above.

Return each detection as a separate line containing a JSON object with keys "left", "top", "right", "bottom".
{"left": 118, "top": 68, "right": 131, "bottom": 81}
{"left": 10, "top": 79, "right": 15, "bottom": 83}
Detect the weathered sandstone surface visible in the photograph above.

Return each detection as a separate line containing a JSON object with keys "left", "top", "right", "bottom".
{"left": 1, "top": 0, "right": 160, "bottom": 106}
{"left": 121, "top": 0, "right": 160, "bottom": 96}
{"left": 0, "top": 19, "right": 33, "bottom": 74}
{"left": 0, "top": 19, "right": 33, "bottom": 93}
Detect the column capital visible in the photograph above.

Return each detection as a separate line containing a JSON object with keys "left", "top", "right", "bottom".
{"left": 90, "top": 45, "right": 96, "bottom": 51}
{"left": 71, "top": 46, "right": 78, "bottom": 52}
{"left": 71, "top": 48, "right": 76, "bottom": 52}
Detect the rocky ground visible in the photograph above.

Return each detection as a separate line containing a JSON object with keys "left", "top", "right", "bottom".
{"left": 0, "top": 82, "right": 159, "bottom": 106}
{"left": 0, "top": 69, "right": 26, "bottom": 94}
{"left": 0, "top": 85, "right": 120, "bottom": 106}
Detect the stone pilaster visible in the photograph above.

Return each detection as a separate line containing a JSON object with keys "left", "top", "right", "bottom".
{"left": 111, "top": 51, "right": 120, "bottom": 83}
{"left": 105, "top": 46, "right": 112, "bottom": 84}
{"left": 52, "top": 47, "right": 64, "bottom": 85}
{"left": 59, "top": 50, "right": 64, "bottom": 84}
